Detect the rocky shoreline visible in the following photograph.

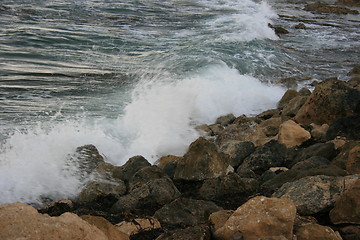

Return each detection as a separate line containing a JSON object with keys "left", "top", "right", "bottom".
{"left": 1, "top": 65, "right": 359, "bottom": 240}
{"left": 1, "top": 1, "right": 360, "bottom": 239}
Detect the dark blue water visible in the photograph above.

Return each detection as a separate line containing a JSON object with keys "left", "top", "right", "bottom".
{"left": 0, "top": 0, "right": 359, "bottom": 204}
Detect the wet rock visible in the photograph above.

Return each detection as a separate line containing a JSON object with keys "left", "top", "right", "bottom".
{"left": 216, "top": 113, "right": 236, "bottom": 126}
{"left": 38, "top": 199, "right": 74, "bottom": 216}
{"left": 95, "top": 162, "right": 123, "bottom": 180}
{"left": 326, "top": 115, "right": 360, "bottom": 141}
{"left": 339, "top": 225, "right": 360, "bottom": 240}
{"left": 295, "top": 79, "right": 360, "bottom": 125}
{"left": 111, "top": 177, "right": 180, "bottom": 214}
{"left": 115, "top": 217, "right": 161, "bottom": 236}
{"left": 156, "top": 224, "right": 211, "bottom": 240}
{"left": 329, "top": 180, "right": 360, "bottom": 224}
{"left": 278, "top": 120, "right": 311, "bottom": 148}
{"left": 120, "top": 155, "right": 152, "bottom": 183}
{"left": 208, "top": 124, "right": 224, "bottom": 136}
{"left": 0, "top": 202, "right": 108, "bottom": 240}
{"left": 337, "top": 0, "right": 360, "bottom": 7}
{"left": 129, "top": 165, "right": 167, "bottom": 188}
{"left": 291, "top": 156, "right": 331, "bottom": 170}
{"left": 214, "top": 196, "right": 296, "bottom": 240}
{"left": 268, "top": 23, "right": 290, "bottom": 35}
{"left": 257, "top": 109, "right": 281, "bottom": 120}
{"left": 278, "top": 89, "right": 300, "bottom": 110}
{"left": 295, "top": 23, "right": 306, "bottom": 29}
{"left": 174, "top": 137, "right": 232, "bottom": 181}
{"left": 153, "top": 198, "right": 222, "bottom": 226}
{"left": 237, "top": 140, "right": 287, "bottom": 175}
{"left": 295, "top": 223, "right": 342, "bottom": 240}
{"left": 348, "top": 64, "right": 360, "bottom": 76}
{"left": 77, "top": 180, "right": 127, "bottom": 204}
{"left": 219, "top": 140, "right": 255, "bottom": 168}
{"left": 346, "top": 145, "right": 360, "bottom": 174}
{"left": 258, "top": 117, "right": 282, "bottom": 137}
{"left": 80, "top": 215, "right": 130, "bottom": 240}
{"left": 278, "top": 77, "right": 298, "bottom": 89}
{"left": 198, "top": 172, "right": 259, "bottom": 207}
{"left": 272, "top": 175, "right": 350, "bottom": 215}
{"left": 304, "top": 2, "right": 359, "bottom": 14}
{"left": 156, "top": 155, "right": 181, "bottom": 169}
{"left": 281, "top": 96, "right": 308, "bottom": 121}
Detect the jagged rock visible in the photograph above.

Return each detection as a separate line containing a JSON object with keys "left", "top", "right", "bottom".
{"left": 304, "top": 2, "right": 359, "bottom": 14}
{"left": 330, "top": 180, "right": 360, "bottom": 224}
{"left": 153, "top": 198, "right": 222, "bottom": 226}
{"left": 219, "top": 140, "right": 255, "bottom": 168}
{"left": 339, "top": 225, "right": 360, "bottom": 240}
{"left": 129, "top": 165, "right": 167, "bottom": 188}
{"left": 80, "top": 215, "right": 130, "bottom": 240}
{"left": 278, "top": 120, "right": 311, "bottom": 148}
{"left": 258, "top": 117, "right": 282, "bottom": 137}
{"left": 310, "top": 123, "right": 329, "bottom": 140}
{"left": 278, "top": 77, "right": 298, "bottom": 89}
{"left": 332, "top": 140, "right": 359, "bottom": 169}
{"left": 174, "top": 137, "right": 232, "bottom": 181}
{"left": 346, "top": 146, "right": 360, "bottom": 174}
{"left": 208, "top": 124, "right": 224, "bottom": 136}
{"left": 0, "top": 202, "right": 108, "bottom": 240}
{"left": 209, "top": 210, "right": 234, "bottom": 232}
{"left": 198, "top": 172, "right": 259, "bottom": 206}
{"left": 295, "top": 23, "right": 306, "bottom": 29}
{"left": 278, "top": 89, "right": 299, "bottom": 109}
{"left": 111, "top": 177, "right": 180, "bottom": 214}
{"left": 268, "top": 23, "right": 290, "bottom": 35}
{"left": 156, "top": 155, "right": 181, "bottom": 169}
{"left": 292, "top": 142, "right": 336, "bottom": 166}
{"left": 77, "top": 180, "right": 127, "bottom": 204}
{"left": 295, "top": 224, "right": 342, "bottom": 240}
{"left": 156, "top": 224, "right": 211, "bottom": 240}
{"left": 295, "top": 79, "right": 360, "bottom": 125}
{"left": 38, "top": 199, "right": 74, "bottom": 216}
{"left": 272, "top": 175, "right": 359, "bottom": 215}
{"left": 291, "top": 156, "right": 331, "bottom": 170}
{"left": 95, "top": 162, "right": 123, "bottom": 180}
{"left": 326, "top": 115, "right": 360, "bottom": 141}
{"left": 115, "top": 217, "right": 161, "bottom": 236}
{"left": 281, "top": 96, "right": 308, "bottom": 121}
{"left": 214, "top": 196, "right": 296, "bottom": 240}
{"left": 257, "top": 109, "right": 280, "bottom": 120}
{"left": 216, "top": 113, "right": 236, "bottom": 126}
{"left": 119, "top": 155, "right": 152, "bottom": 183}
{"left": 237, "top": 140, "right": 287, "bottom": 175}
{"left": 337, "top": 0, "right": 360, "bottom": 7}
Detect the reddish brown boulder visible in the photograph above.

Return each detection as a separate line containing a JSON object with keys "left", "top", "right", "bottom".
{"left": 295, "top": 79, "right": 360, "bottom": 125}
{"left": 214, "top": 196, "right": 296, "bottom": 240}
{"left": 278, "top": 120, "right": 311, "bottom": 148}
{"left": 295, "top": 224, "right": 342, "bottom": 240}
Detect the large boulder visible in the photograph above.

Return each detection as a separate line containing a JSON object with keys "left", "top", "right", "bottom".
{"left": 329, "top": 180, "right": 360, "bottom": 224}
{"left": 295, "top": 79, "right": 360, "bottom": 125}
{"left": 214, "top": 196, "right": 296, "bottom": 240}
{"left": 281, "top": 96, "right": 308, "bottom": 121}
{"left": 111, "top": 177, "right": 180, "bottom": 214}
{"left": 153, "top": 198, "right": 222, "bottom": 226}
{"left": 174, "top": 137, "right": 232, "bottom": 181}
{"left": 128, "top": 165, "right": 167, "bottom": 188}
{"left": 326, "top": 115, "right": 360, "bottom": 141}
{"left": 80, "top": 215, "right": 130, "bottom": 240}
{"left": 291, "top": 142, "right": 336, "bottom": 167}
{"left": 219, "top": 140, "right": 255, "bottom": 168}
{"left": 0, "top": 202, "right": 108, "bottom": 240}
{"left": 278, "top": 89, "right": 300, "bottom": 109}
{"left": 273, "top": 175, "right": 359, "bottom": 215}
{"left": 117, "top": 155, "right": 151, "bottom": 183}
{"left": 278, "top": 120, "right": 311, "bottom": 148}
{"left": 237, "top": 140, "right": 287, "bottom": 175}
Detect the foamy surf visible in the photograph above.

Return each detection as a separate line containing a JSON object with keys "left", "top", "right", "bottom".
{"left": 0, "top": 64, "right": 284, "bottom": 205}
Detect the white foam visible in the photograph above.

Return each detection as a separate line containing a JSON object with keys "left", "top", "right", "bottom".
{"left": 0, "top": 64, "right": 285, "bottom": 205}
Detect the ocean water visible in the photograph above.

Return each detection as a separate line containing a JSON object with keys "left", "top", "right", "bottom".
{"left": 0, "top": 0, "right": 359, "bottom": 205}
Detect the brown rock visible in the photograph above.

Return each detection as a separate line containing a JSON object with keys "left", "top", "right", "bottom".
{"left": 174, "top": 137, "right": 232, "bottom": 181}
{"left": 278, "top": 120, "right": 311, "bottom": 148}
{"left": 330, "top": 180, "right": 360, "bottom": 224}
{"left": 304, "top": 2, "right": 359, "bottom": 14}
{"left": 281, "top": 96, "right": 308, "bottom": 121}
{"left": 346, "top": 146, "right": 360, "bottom": 174}
{"left": 257, "top": 109, "right": 281, "bottom": 120}
{"left": 295, "top": 23, "right": 306, "bottom": 29}
{"left": 156, "top": 224, "right": 211, "bottom": 240}
{"left": 295, "top": 79, "right": 360, "bottom": 125}
{"left": 219, "top": 140, "right": 255, "bottom": 168}
{"left": 81, "top": 215, "right": 130, "bottom": 240}
{"left": 0, "top": 202, "right": 107, "bottom": 240}
{"left": 209, "top": 210, "right": 234, "bottom": 232}
{"left": 295, "top": 224, "right": 342, "bottom": 240}
{"left": 337, "top": 0, "right": 360, "bottom": 7}
{"left": 216, "top": 113, "right": 236, "bottom": 126}
{"left": 310, "top": 123, "right": 329, "bottom": 140}
{"left": 339, "top": 225, "right": 360, "bottom": 240}
{"left": 214, "top": 196, "right": 296, "bottom": 240}
{"left": 278, "top": 89, "right": 299, "bottom": 110}
{"left": 156, "top": 155, "right": 181, "bottom": 169}
{"left": 115, "top": 217, "right": 161, "bottom": 236}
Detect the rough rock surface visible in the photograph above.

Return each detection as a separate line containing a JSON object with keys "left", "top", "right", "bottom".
{"left": 209, "top": 210, "right": 234, "bottom": 232}
{"left": 214, "top": 196, "right": 296, "bottom": 240}
{"left": 326, "top": 115, "right": 360, "bottom": 141}
{"left": 156, "top": 224, "right": 211, "bottom": 240}
{"left": 78, "top": 180, "right": 127, "bottom": 204}
{"left": 80, "top": 215, "right": 130, "bottom": 240}
{"left": 115, "top": 217, "right": 161, "bottom": 236}
{"left": 346, "top": 146, "right": 360, "bottom": 174}
{"left": 329, "top": 180, "right": 360, "bottom": 224}
{"left": 278, "top": 120, "right": 311, "bottom": 148}
{"left": 304, "top": 2, "right": 359, "bottom": 14}
{"left": 295, "top": 79, "right": 360, "bottom": 125}
{"left": 219, "top": 140, "right": 255, "bottom": 168}
{"left": 153, "top": 198, "right": 223, "bottom": 226}
{"left": 295, "top": 223, "right": 342, "bottom": 240}
{"left": 0, "top": 202, "right": 108, "bottom": 240}
{"left": 174, "top": 137, "right": 231, "bottom": 181}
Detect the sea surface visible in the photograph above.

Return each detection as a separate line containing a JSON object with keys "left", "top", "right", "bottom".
{"left": 0, "top": 0, "right": 359, "bottom": 205}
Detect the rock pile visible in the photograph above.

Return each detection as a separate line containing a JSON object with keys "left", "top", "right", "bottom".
{"left": 1, "top": 67, "right": 360, "bottom": 239}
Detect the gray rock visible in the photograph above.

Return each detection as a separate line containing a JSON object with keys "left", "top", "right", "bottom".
{"left": 219, "top": 140, "right": 255, "bottom": 168}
